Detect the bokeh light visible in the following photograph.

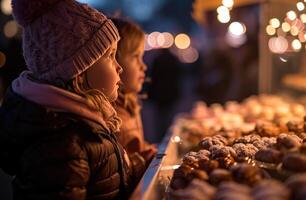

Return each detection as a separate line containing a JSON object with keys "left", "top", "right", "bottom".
{"left": 4, "top": 20, "right": 18, "bottom": 38}
{"left": 1, "top": 0, "right": 12, "bottom": 15}
{"left": 144, "top": 34, "right": 153, "bottom": 51}
{"left": 179, "top": 47, "right": 199, "bottom": 63}
{"left": 217, "top": 6, "right": 229, "bottom": 15}
{"left": 222, "top": 0, "right": 234, "bottom": 8}
{"left": 157, "top": 33, "right": 165, "bottom": 47}
{"left": 229, "top": 22, "right": 246, "bottom": 36}
{"left": 290, "top": 26, "right": 299, "bottom": 36}
{"left": 292, "top": 39, "right": 302, "bottom": 51}
{"left": 266, "top": 25, "right": 276, "bottom": 36}
{"left": 147, "top": 31, "right": 160, "bottom": 48}
{"left": 282, "top": 22, "right": 291, "bottom": 32}
{"left": 270, "top": 18, "right": 280, "bottom": 28}
{"left": 297, "top": 2, "right": 305, "bottom": 11}
{"left": 161, "top": 32, "right": 174, "bottom": 48}
{"left": 298, "top": 32, "right": 306, "bottom": 42}
{"left": 217, "top": 13, "right": 231, "bottom": 23}
{"left": 287, "top": 11, "right": 297, "bottom": 21}
{"left": 175, "top": 33, "right": 191, "bottom": 49}
{"left": 301, "top": 14, "right": 306, "bottom": 23}
{"left": 225, "top": 31, "right": 247, "bottom": 47}
{"left": 268, "top": 36, "right": 288, "bottom": 54}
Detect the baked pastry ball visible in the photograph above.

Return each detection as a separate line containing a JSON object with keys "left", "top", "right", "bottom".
{"left": 285, "top": 173, "right": 306, "bottom": 200}
{"left": 287, "top": 120, "right": 304, "bottom": 134}
{"left": 255, "top": 149, "right": 283, "bottom": 164}
{"left": 251, "top": 180, "right": 290, "bottom": 200}
{"left": 198, "top": 159, "right": 219, "bottom": 173}
{"left": 187, "top": 169, "right": 209, "bottom": 182}
{"left": 170, "top": 164, "right": 194, "bottom": 190}
{"left": 255, "top": 121, "right": 281, "bottom": 137}
{"left": 210, "top": 145, "right": 237, "bottom": 160}
{"left": 209, "top": 168, "right": 232, "bottom": 186}
{"left": 232, "top": 143, "right": 258, "bottom": 161}
{"left": 276, "top": 133, "right": 302, "bottom": 151}
{"left": 215, "top": 181, "right": 252, "bottom": 200}
{"left": 282, "top": 153, "right": 306, "bottom": 172}
{"left": 199, "top": 135, "right": 228, "bottom": 150}
{"left": 230, "top": 163, "right": 265, "bottom": 186}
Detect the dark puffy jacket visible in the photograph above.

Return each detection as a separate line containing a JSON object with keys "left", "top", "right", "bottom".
{"left": 0, "top": 88, "right": 131, "bottom": 200}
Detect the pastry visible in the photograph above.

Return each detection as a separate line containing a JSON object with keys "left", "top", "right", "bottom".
{"left": 285, "top": 173, "right": 306, "bottom": 200}
{"left": 255, "top": 149, "right": 283, "bottom": 164}
{"left": 276, "top": 133, "right": 302, "bottom": 150}
{"left": 230, "top": 163, "right": 264, "bottom": 186}
{"left": 232, "top": 143, "right": 258, "bottom": 161}
{"left": 251, "top": 180, "right": 290, "bottom": 200}
{"left": 198, "top": 159, "right": 219, "bottom": 173}
{"left": 209, "top": 169, "right": 232, "bottom": 186}
{"left": 282, "top": 153, "right": 306, "bottom": 172}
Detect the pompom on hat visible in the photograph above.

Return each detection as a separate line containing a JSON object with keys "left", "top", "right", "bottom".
{"left": 11, "top": 0, "right": 120, "bottom": 85}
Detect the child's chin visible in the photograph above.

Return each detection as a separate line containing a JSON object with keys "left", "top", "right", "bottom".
{"left": 108, "top": 92, "right": 118, "bottom": 102}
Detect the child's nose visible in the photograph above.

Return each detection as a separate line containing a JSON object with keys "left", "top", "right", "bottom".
{"left": 115, "top": 60, "right": 123, "bottom": 74}
{"left": 141, "top": 61, "right": 147, "bottom": 71}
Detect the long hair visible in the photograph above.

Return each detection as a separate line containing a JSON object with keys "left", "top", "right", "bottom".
{"left": 111, "top": 18, "right": 145, "bottom": 61}
{"left": 67, "top": 71, "right": 121, "bottom": 133}
{"left": 111, "top": 18, "right": 144, "bottom": 114}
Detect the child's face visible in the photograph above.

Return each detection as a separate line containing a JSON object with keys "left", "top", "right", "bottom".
{"left": 86, "top": 42, "right": 122, "bottom": 102}
{"left": 118, "top": 40, "right": 147, "bottom": 93}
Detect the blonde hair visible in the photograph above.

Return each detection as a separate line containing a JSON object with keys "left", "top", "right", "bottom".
{"left": 68, "top": 72, "right": 121, "bottom": 133}
{"left": 111, "top": 18, "right": 145, "bottom": 59}
{"left": 111, "top": 18, "right": 145, "bottom": 114}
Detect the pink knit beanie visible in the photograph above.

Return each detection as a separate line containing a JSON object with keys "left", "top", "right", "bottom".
{"left": 12, "top": 0, "right": 120, "bottom": 85}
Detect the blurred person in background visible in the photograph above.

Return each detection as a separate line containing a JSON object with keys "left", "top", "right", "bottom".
{"left": 112, "top": 18, "right": 157, "bottom": 170}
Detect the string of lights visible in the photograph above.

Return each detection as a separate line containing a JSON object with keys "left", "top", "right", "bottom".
{"left": 266, "top": 1, "right": 306, "bottom": 53}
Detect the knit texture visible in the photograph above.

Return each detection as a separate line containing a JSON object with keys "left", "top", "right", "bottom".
{"left": 12, "top": 0, "right": 120, "bottom": 85}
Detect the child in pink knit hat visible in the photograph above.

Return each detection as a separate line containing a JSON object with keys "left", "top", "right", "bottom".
{"left": 0, "top": 0, "right": 138, "bottom": 199}
{"left": 111, "top": 18, "right": 157, "bottom": 171}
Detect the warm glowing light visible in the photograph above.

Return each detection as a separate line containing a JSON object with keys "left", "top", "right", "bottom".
{"left": 268, "top": 36, "right": 288, "bottom": 54}
{"left": 0, "top": 52, "right": 6, "bottom": 68}
{"left": 217, "top": 13, "right": 230, "bottom": 23}
{"left": 287, "top": 11, "right": 297, "bottom": 21}
{"left": 270, "top": 18, "right": 280, "bottom": 28}
{"left": 175, "top": 33, "right": 191, "bottom": 49}
{"left": 266, "top": 25, "right": 276, "bottom": 35}
{"left": 157, "top": 34, "right": 165, "bottom": 47}
{"left": 1, "top": 0, "right": 12, "bottom": 15}
{"left": 217, "top": 6, "right": 229, "bottom": 15}
{"left": 225, "top": 31, "right": 247, "bottom": 47}
{"left": 4, "top": 20, "right": 18, "bottom": 38}
{"left": 280, "top": 57, "right": 288, "bottom": 63}
{"left": 297, "top": 2, "right": 305, "bottom": 11}
{"left": 172, "top": 136, "right": 181, "bottom": 143}
{"left": 222, "top": 0, "right": 234, "bottom": 8}
{"left": 147, "top": 32, "right": 160, "bottom": 48}
{"left": 300, "top": 14, "right": 306, "bottom": 23}
{"left": 291, "top": 18, "right": 304, "bottom": 31}
{"left": 161, "top": 32, "right": 174, "bottom": 48}
{"left": 229, "top": 22, "right": 246, "bottom": 36}
{"left": 282, "top": 22, "right": 291, "bottom": 32}
{"left": 292, "top": 39, "right": 302, "bottom": 51}
{"left": 178, "top": 47, "right": 199, "bottom": 63}
{"left": 298, "top": 32, "right": 306, "bottom": 42}
{"left": 290, "top": 26, "right": 299, "bottom": 36}
{"left": 144, "top": 34, "right": 152, "bottom": 51}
